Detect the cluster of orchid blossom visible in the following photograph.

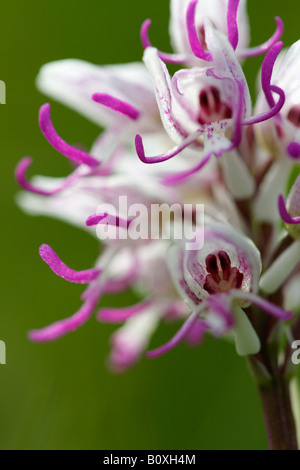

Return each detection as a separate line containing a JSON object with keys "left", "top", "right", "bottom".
{"left": 15, "top": 0, "right": 300, "bottom": 374}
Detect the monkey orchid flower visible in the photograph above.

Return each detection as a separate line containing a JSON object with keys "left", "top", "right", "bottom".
{"left": 141, "top": 0, "right": 283, "bottom": 66}
{"left": 147, "top": 219, "right": 292, "bottom": 359}
{"left": 136, "top": 21, "right": 285, "bottom": 186}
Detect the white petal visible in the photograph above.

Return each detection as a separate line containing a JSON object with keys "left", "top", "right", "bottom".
{"left": 143, "top": 48, "right": 193, "bottom": 143}
{"left": 232, "top": 305, "right": 261, "bottom": 356}
{"left": 260, "top": 240, "right": 300, "bottom": 294}
{"left": 37, "top": 59, "right": 156, "bottom": 128}
{"left": 220, "top": 150, "right": 255, "bottom": 199}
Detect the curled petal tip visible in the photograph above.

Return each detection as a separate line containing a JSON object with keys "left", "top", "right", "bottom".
{"left": 140, "top": 19, "right": 152, "bottom": 49}
{"left": 39, "top": 102, "right": 99, "bottom": 167}
{"left": 278, "top": 194, "right": 300, "bottom": 225}
{"left": 135, "top": 134, "right": 146, "bottom": 163}
{"left": 92, "top": 93, "right": 140, "bottom": 120}
{"left": 186, "top": 0, "right": 212, "bottom": 61}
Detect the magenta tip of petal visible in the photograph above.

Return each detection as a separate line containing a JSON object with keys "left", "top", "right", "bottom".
{"left": 15, "top": 156, "right": 32, "bottom": 182}
{"left": 140, "top": 19, "right": 152, "bottom": 48}
{"left": 186, "top": 0, "right": 213, "bottom": 61}
{"left": 287, "top": 142, "right": 300, "bottom": 159}
{"left": 86, "top": 213, "right": 108, "bottom": 227}
{"left": 278, "top": 194, "right": 300, "bottom": 225}
{"left": 92, "top": 93, "right": 140, "bottom": 120}
{"left": 227, "top": 0, "right": 240, "bottom": 51}
{"left": 38, "top": 102, "right": 99, "bottom": 167}
{"left": 135, "top": 134, "right": 146, "bottom": 162}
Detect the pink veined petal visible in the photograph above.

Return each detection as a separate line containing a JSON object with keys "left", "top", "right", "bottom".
{"left": 227, "top": 0, "right": 240, "bottom": 50}
{"left": 278, "top": 195, "right": 300, "bottom": 225}
{"left": 243, "top": 85, "right": 285, "bottom": 126}
{"left": 140, "top": 19, "right": 188, "bottom": 65}
{"left": 86, "top": 213, "right": 132, "bottom": 228}
{"left": 231, "top": 290, "right": 293, "bottom": 320}
{"left": 39, "top": 244, "right": 101, "bottom": 283}
{"left": 261, "top": 42, "right": 283, "bottom": 109}
{"left": 15, "top": 157, "right": 83, "bottom": 196}
{"left": 97, "top": 300, "right": 153, "bottom": 323}
{"left": 146, "top": 308, "right": 203, "bottom": 358}
{"left": 92, "top": 93, "right": 140, "bottom": 120}
{"left": 28, "top": 294, "right": 100, "bottom": 343}
{"left": 287, "top": 142, "right": 300, "bottom": 159}
{"left": 135, "top": 132, "right": 201, "bottom": 164}
{"left": 39, "top": 103, "right": 99, "bottom": 167}
{"left": 238, "top": 17, "right": 284, "bottom": 59}
{"left": 186, "top": 0, "right": 212, "bottom": 62}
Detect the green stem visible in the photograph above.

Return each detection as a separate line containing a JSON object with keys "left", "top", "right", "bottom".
{"left": 258, "top": 376, "right": 298, "bottom": 450}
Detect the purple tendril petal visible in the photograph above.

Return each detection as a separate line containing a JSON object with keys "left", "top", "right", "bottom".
{"left": 28, "top": 294, "right": 100, "bottom": 343}
{"left": 147, "top": 308, "right": 203, "bottom": 358}
{"left": 287, "top": 142, "right": 300, "bottom": 159}
{"left": 243, "top": 85, "right": 285, "bottom": 126}
{"left": 135, "top": 132, "right": 201, "bottom": 164}
{"left": 15, "top": 157, "right": 81, "bottom": 196}
{"left": 92, "top": 93, "right": 140, "bottom": 120}
{"left": 186, "top": 0, "right": 212, "bottom": 62}
{"left": 231, "top": 290, "right": 293, "bottom": 320}
{"left": 261, "top": 42, "right": 283, "bottom": 109}
{"left": 86, "top": 213, "right": 132, "bottom": 229}
{"left": 238, "top": 17, "right": 284, "bottom": 58}
{"left": 39, "top": 103, "right": 99, "bottom": 167}
{"left": 162, "top": 152, "right": 212, "bottom": 185}
{"left": 97, "top": 300, "right": 153, "bottom": 323}
{"left": 278, "top": 195, "right": 300, "bottom": 225}
{"left": 140, "top": 19, "right": 187, "bottom": 65}
{"left": 39, "top": 244, "right": 101, "bottom": 283}
{"left": 227, "top": 0, "right": 240, "bottom": 50}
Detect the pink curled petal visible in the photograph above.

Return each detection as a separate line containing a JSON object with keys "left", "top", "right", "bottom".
{"left": 227, "top": 0, "right": 240, "bottom": 50}
{"left": 162, "top": 152, "right": 212, "bottom": 185}
{"left": 261, "top": 42, "right": 283, "bottom": 109}
{"left": 238, "top": 17, "right": 284, "bottom": 59}
{"left": 287, "top": 142, "right": 300, "bottom": 159}
{"left": 278, "top": 195, "right": 300, "bottom": 225}
{"left": 231, "top": 290, "right": 293, "bottom": 321}
{"left": 147, "top": 308, "right": 201, "bottom": 358}
{"left": 39, "top": 244, "right": 101, "bottom": 283}
{"left": 28, "top": 295, "right": 99, "bottom": 343}
{"left": 243, "top": 85, "right": 285, "bottom": 126}
{"left": 92, "top": 93, "right": 140, "bottom": 120}
{"left": 140, "top": 19, "right": 188, "bottom": 65}
{"left": 86, "top": 213, "right": 131, "bottom": 228}
{"left": 97, "top": 300, "right": 153, "bottom": 324}
{"left": 39, "top": 103, "right": 99, "bottom": 167}
{"left": 186, "top": 0, "right": 212, "bottom": 61}
{"left": 135, "top": 132, "right": 200, "bottom": 164}
{"left": 15, "top": 157, "right": 81, "bottom": 196}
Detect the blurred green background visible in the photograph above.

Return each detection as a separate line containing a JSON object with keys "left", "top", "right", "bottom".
{"left": 1, "top": 0, "right": 300, "bottom": 450}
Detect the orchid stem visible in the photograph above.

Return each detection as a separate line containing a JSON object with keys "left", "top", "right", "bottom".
{"left": 258, "top": 375, "right": 298, "bottom": 449}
